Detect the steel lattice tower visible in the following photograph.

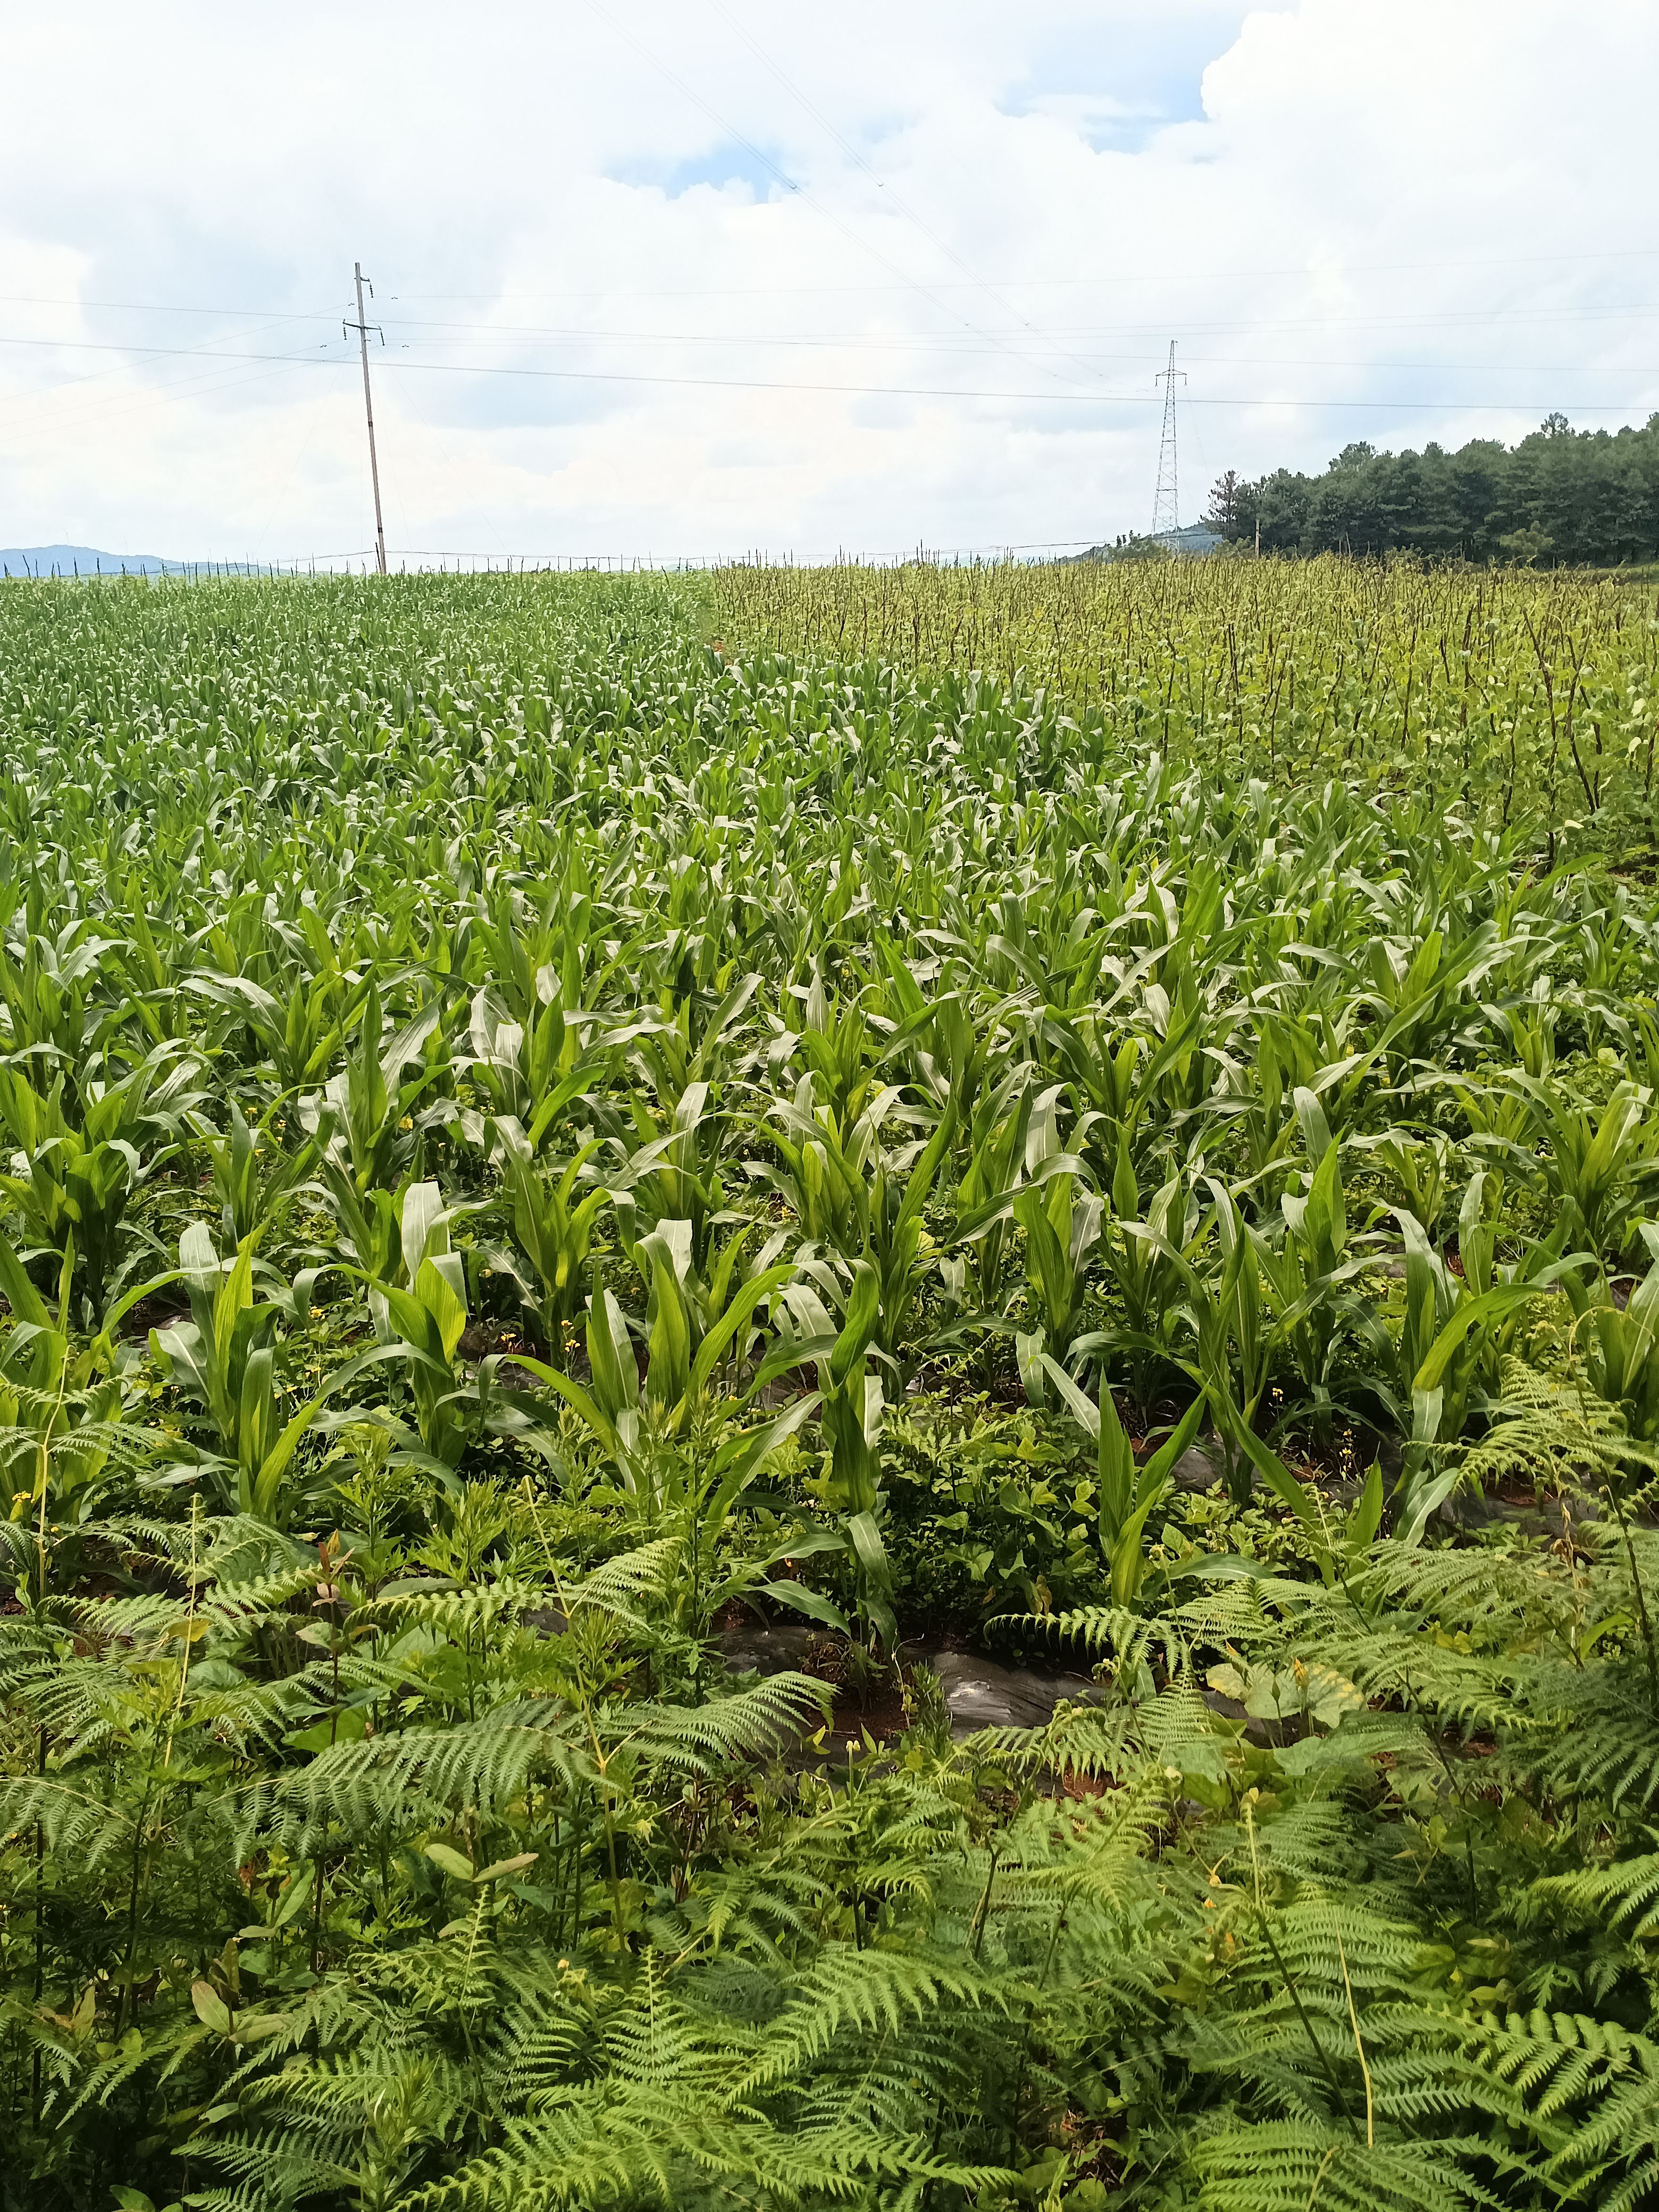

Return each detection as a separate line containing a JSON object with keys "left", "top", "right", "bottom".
{"left": 1151, "top": 340, "right": 1185, "bottom": 539}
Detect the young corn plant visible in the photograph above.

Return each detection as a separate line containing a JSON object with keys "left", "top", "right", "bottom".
{"left": 760, "top": 1077, "right": 885, "bottom": 1263}
{"left": 1235, "top": 1010, "right": 1362, "bottom": 1182}
{"left": 350, "top": 1179, "right": 478, "bottom": 1473}
{"left": 1012, "top": 1169, "right": 1104, "bottom": 1402}
{"left": 0, "top": 1234, "right": 145, "bottom": 1593}
{"left": 515, "top": 1220, "right": 792, "bottom": 1476}
{"left": 1356, "top": 921, "right": 1505, "bottom": 1080}
{"left": 509, "top": 1226, "right": 823, "bottom": 1646}
{"left": 485, "top": 1113, "right": 610, "bottom": 1364}
{"left": 1040, "top": 1356, "right": 1206, "bottom": 1606}
{"left": 1561, "top": 1223, "right": 1659, "bottom": 1441}
{"left": 1516, "top": 1074, "right": 1659, "bottom": 1261}
{"left": 187, "top": 1097, "right": 317, "bottom": 1247}
{"left": 1041, "top": 1001, "right": 1206, "bottom": 1183}
{"left": 0, "top": 1043, "right": 201, "bottom": 1323}
{"left": 1099, "top": 1132, "right": 1197, "bottom": 1415}
{"left": 0, "top": 923, "right": 124, "bottom": 1077}
{"left": 757, "top": 1259, "right": 896, "bottom": 1652}
{"left": 149, "top": 1223, "right": 386, "bottom": 1526}
{"left": 1160, "top": 1185, "right": 1276, "bottom": 1508}
{"left": 613, "top": 1075, "right": 732, "bottom": 1266}
{"left": 184, "top": 960, "right": 363, "bottom": 1094}
{"left": 1003, "top": 1076, "right": 1101, "bottom": 1394}
{"left": 943, "top": 1066, "right": 1037, "bottom": 1372}
{"left": 1253, "top": 1093, "right": 1379, "bottom": 1449}
{"left": 763, "top": 1082, "right": 956, "bottom": 1375}
{"left": 885, "top": 958, "right": 1013, "bottom": 1133}
{"left": 308, "top": 978, "right": 449, "bottom": 1200}
{"left": 1353, "top": 1126, "right": 1457, "bottom": 1243}
{"left": 1376, "top": 1176, "right": 1572, "bottom": 1540}
{"left": 783, "top": 962, "right": 881, "bottom": 1130}
{"left": 460, "top": 982, "right": 606, "bottom": 1153}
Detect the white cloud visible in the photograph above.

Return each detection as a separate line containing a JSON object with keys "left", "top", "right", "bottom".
{"left": 0, "top": 0, "right": 1650, "bottom": 563}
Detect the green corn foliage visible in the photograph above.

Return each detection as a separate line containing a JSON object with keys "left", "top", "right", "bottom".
{"left": 0, "top": 565, "right": 1656, "bottom": 2209}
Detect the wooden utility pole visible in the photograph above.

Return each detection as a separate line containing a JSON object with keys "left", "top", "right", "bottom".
{"left": 346, "top": 262, "right": 388, "bottom": 575}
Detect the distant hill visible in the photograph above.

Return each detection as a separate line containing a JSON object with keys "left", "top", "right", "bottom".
{"left": 1154, "top": 523, "right": 1222, "bottom": 556}
{"left": 1075, "top": 523, "right": 1222, "bottom": 562}
{"left": 0, "top": 544, "right": 183, "bottom": 576}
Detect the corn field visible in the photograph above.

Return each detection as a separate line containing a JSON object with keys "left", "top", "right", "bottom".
{"left": 718, "top": 553, "right": 1659, "bottom": 855}
{"left": 5, "top": 566, "right": 1659, "bottom": 2209}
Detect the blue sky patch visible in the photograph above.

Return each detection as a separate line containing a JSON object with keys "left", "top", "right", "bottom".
{"left": 609, "top": 139, "right": 790, "bottom": 200}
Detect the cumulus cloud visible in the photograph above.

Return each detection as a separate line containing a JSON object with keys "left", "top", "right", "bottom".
{"left": 0, "top": 0, "right": 1650, "bottom": 563}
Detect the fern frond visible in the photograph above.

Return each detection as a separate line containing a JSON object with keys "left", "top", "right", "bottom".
{"left": 731, "top": 1946, "right": 1003, "bottom": 2097}
{"left": 1010, "top": 1602, "right": 1188, "bottom": 1679}
{"left": 566, "top": 1536, "right": 684, "bottom": 1621}
{"left": 1453, "top": 2005, "right": 1659, "bottom": 2210}
{"left": 1530, "top": 1848, "right": 1659, "bottom": 1939}
{"left": 254, "top": 1699, "right": 582, "bottom": 1847}
{"left": 0, "top": 1770, "right": 136, "bottom": 1858}
{"left": 368, "top": 1573, "right": 548, "bottom": 1639}
{"left": 1530, "top": 1656, "right": 1659, "bottom": 1812}
{"left": 1464, "top": 1353, "right": 1659, "bottom": 1502}
{"left": 622, "top": 1671, "right": 830, "bottom": 1769}
{"left": 1184, "top": 2121, "right": 1497, "bottom": 2211}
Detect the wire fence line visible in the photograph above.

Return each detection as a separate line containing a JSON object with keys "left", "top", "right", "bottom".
{"left": 0, "top": 539, "right": 1112, "bottom": 582}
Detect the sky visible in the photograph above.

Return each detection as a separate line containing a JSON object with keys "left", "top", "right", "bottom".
{"left": 0, "top": 0, "right": 1653, "bottom": 566}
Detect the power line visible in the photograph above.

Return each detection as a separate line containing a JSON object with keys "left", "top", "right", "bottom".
{"left": 388, "top": 247, "right": 1659, "bottom": 302}
{"left": 696, "top": 0, "right": 1117, "bottom": 393}
{"left": 9, "top": 300, "right": 1657, "bottom": 383}
{"left": 577, "top": 0, "right": 1105, "bottom": 401}
{"left": 0, "top": 333, "right": 346, "bottom": 366}
{"left": 384, "top": 539, "right": 1111, "bottom": 556}
{"left": 365, "top": 360, "right": 1659, "bottom": 415}
{"left": 0, "top": 363, "right": 319, "bottom": 460}
{"left": 3, "top": 300, "right": 1658, "bottom": 372}
{"left": 385, "top": 305, "right": 1659, "bottom": 335}
{"left": 0, "top": 319, "right": 350, "bottom": 456}
{"left": 0, "top": 331, "right": 1652, "bottom": 415}
{"left": 350, "top": 319, "right": 1659, "bottom": 378}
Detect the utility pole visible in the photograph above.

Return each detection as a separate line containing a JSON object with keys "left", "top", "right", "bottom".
{"left": 1151, "top": 340, "right": 1185, "bottom": 542}
{"left": 345, "top": 262, "right": 388, "bottom": 575}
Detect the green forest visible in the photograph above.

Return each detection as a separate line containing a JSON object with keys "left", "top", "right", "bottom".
{"left": 4, "top": 562, "right": 1659, "bottom": 2211}
{"left": 1206, "top": 412, "right": 1659, "bottom": 566}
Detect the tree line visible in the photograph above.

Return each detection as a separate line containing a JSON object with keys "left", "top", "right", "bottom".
{"left": 1206, "top": 412, "right": 1659, "bottom": 565}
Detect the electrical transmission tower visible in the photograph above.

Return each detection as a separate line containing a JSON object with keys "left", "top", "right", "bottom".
{"left": 1151, "top": 340, "right": 1185, "bottom": 540}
